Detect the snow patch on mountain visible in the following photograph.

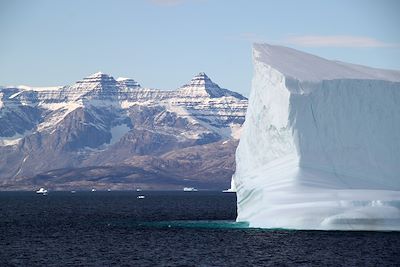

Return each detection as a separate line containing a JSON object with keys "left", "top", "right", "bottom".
{"left": 9, "top": 91, "right": 24, "bottom": 99}
{"left": 109, "top": 124, "right": 131, "bottom": 145}
{"left": 37, "top": 102, "right": 83, "bottom": 132}
{"left": 14, "top": 85, "right": 62, "bottom": 91}
{"left": 0, "top": 132, "right": 26, "bottom": 146}
{"left": 229, "top": 124, "right": 242, "bottom": 139}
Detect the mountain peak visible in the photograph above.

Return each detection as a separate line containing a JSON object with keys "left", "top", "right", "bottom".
{"left": 84, "top": 72, "right": 114, "bottom": 80}
{"left": 89, "top": 71, "right": 105, "bottom": 77}
{"left": 178, "top": 72, "right": 223, "bottom": 98}
{"left": 76, "top": 72, "right": 117, "bottom": 86}
{"left": 196, "top": 72, "right": 209, "bottom": 78}
{"left": 177, "top": 72, "right": 246, "bottom": 99}
{"left": 186, "top": 72, "right": 216, "bottom": 88}
{"left": 116, "top": 77, "right": 141, "bottom": 89}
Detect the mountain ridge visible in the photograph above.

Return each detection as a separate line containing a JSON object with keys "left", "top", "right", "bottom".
{"left": 0, "top": 72, "right": 248, "bottom": 190}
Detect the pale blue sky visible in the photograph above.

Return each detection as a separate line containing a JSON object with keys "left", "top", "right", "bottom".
{"left": 1, "top": 0, "right": 399, "bottom": 95}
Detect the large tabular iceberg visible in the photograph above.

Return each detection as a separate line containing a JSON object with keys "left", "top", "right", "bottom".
{"left": 234, "top": 43, "right": 400, "bottom": 230}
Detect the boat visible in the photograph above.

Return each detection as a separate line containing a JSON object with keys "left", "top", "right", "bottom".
{"left": 137, "top": 195, "right": 145, "bottom": 199}
{"left": 107, "top": 189, "right": 111, "bottom": 192}
{"left": 183, "top": 187, "right": 198, "bottom": 192}
{"left": 36, "top": 188, "right": 48, "bottom": 195}
{"left": 71, "top": 190, "right": 76, "bottom": 194}
{"left": 136, "top": 188, "right": 142, "bottom": 192}
{"left": 91, "top": 188, "right": 96, "bottom": 192}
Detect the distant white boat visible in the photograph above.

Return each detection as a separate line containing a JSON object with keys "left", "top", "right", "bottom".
{"left": 71, "top": 190, "right": 76, "bottom": 193}
{"left": 136, "top": 188, "right": 142, "bottom": 192}
{"left": 137, "top": 195, "right": 145, "bottom": 199}
{"left": 107, "top": 189, "right": 111, "bottom": 192}
{"left": 183, "top": 187, "right": 198, "bottom": 192}
{"left": 91, "top": 188, "right": 96, "bottom": 192}
{"left": 36, "top": 188, "right": 48, "bottom": 195}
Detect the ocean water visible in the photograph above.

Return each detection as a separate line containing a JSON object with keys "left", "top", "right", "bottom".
{"left": 1, "top": 191, "right": 399, "bottom": 266}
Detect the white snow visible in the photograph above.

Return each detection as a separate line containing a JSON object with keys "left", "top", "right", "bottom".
{"left": 165, "top": 100, "right": 199, "bottom": 125}
{"left": 9, "top": 91, "right": 23, "bottom": 99}
{"left": 86, "top": 72, "right": 105, "bottom": 78}
{"left": 0, "top": 129, "right": 35, "bottom": 146}
{"left": 109, "top": 124, "right": 130, "bottom": 145}
{"left": 37, "top": 102, "right": 82, "bottom": 132}
{"left": 12, "top": 85, "right": 62, "bottom": 91}
{"left": 13, "top": 155, "right": 29, "bottom": 178}
{"left": 0, "top": 133, "right": 25, "bottom": 146}
{"left": 208, "top": 123, "right": 243, "bottom": 140}
{"left": 234, "top": 43, "right": 400, "bottom": 231}
{"left": 229, "top": 124, "right": 242, "bottom": 139}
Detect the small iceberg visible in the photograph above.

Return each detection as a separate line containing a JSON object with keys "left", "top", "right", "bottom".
{"left": 183, "top": 187, "right": 198, "bottom": 192}
{"left": 223, "top": 179, "right": 236, "bottom": 193}
{"left": 36, "top": 187, "right": 48, "bottom": 195}
{"left": 222, "top": 189, "right": 236, "bottom": 193}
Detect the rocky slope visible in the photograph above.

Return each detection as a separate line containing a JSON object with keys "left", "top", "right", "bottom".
{"left": 0, "top": 72, "right": 247, "bottom": 190}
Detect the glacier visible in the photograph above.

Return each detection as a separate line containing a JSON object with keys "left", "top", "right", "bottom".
{"left": 234, "top": 43, "right": 400, "bottom": 230}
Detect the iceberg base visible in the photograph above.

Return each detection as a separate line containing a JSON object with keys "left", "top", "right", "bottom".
{"left": 236, "top": 157, "right": 400, "bottom": 231}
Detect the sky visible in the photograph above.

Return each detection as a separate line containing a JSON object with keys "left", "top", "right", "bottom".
{"left": 0, "top": 0, "right": 399, "bottom": 96}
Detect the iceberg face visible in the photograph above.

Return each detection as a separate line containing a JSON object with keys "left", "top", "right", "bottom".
{"left": 234, "top": 43, "right": 400, "bottom": 230}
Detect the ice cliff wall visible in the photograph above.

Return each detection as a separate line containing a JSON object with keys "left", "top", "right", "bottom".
{"left": 234, "top": 43, "right": 400, "bottom": 230}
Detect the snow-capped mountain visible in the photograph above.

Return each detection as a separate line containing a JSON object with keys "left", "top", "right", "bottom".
{"left": 234, "top": 43, "right": 400, "bottom": 231}
{"left": 0, "top": 72, "right": 247, "bottom": 190}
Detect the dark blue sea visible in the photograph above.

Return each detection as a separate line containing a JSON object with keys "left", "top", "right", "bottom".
{"left": 1, "top": 191, "right": 399, "bottom": 266}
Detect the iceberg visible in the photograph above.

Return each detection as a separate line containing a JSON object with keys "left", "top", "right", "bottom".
{"left": 234, "top": 43, "right": 400, "bottom": 230}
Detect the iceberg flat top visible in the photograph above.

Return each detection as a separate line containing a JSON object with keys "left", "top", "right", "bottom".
{"left": 253, "top": 43, "right": 400, "bottom": 82}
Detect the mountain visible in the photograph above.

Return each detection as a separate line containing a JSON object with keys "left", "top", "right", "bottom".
{"left": 234, "top": 43, "right": 400, "bottom": 230}
{"left": 0, "top": 72, "right": 247, "bottom": 190}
